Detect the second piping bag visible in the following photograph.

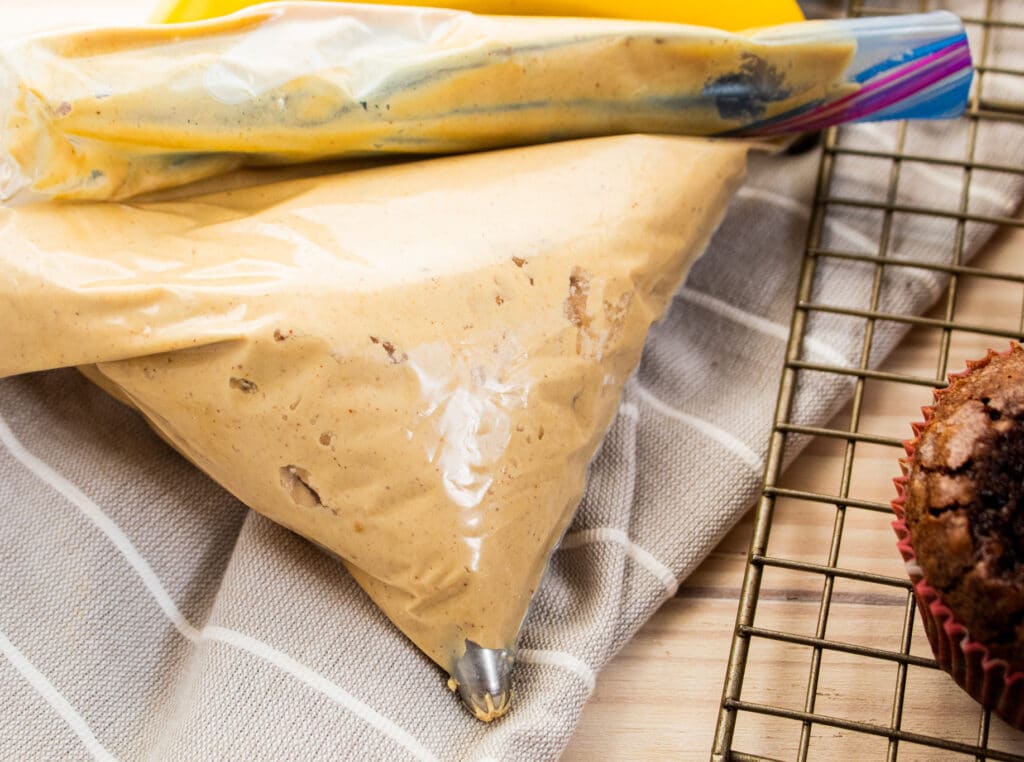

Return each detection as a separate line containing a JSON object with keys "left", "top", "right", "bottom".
{"left": 2, "top": 134, "right": 749, "bottom": 720}
{"left": 0, "top": 2, "right": 972, "bottom": 203}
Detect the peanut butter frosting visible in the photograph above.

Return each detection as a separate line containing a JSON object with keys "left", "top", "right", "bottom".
{"left": 1, "top": 134, "right": 747, "bottom": 716}
{"left": 0, "top": 1, "right": 846, "bottom": 202}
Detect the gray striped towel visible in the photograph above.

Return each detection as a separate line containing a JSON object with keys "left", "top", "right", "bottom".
{"left": 1, "top": 0, "right": 1022, "bottom": 759}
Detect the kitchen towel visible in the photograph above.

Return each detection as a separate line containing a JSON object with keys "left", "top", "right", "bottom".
{"left": 1, "top": 0, "right": 1021, "bottom": 759}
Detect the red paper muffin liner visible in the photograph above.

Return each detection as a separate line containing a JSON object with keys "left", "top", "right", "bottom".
{"left": 891, "top": 344, "right": 1024, "bottom": 730}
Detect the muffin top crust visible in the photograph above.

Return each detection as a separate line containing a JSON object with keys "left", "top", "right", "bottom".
{"left": 903, "top": 344, "right": 1024, "bottom": 665}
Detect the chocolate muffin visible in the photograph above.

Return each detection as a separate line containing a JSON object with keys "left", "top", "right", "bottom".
{"left": 894, "top": 343, "right": 1024, "bottom": 728}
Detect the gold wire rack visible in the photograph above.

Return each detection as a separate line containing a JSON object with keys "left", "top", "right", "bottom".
{"left": 711, "top": 0, "right": 1024, "bottom": 759}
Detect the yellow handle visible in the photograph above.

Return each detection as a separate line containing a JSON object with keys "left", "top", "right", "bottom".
{"left": 150, "top": 0, "right": 804, "bottom": 30}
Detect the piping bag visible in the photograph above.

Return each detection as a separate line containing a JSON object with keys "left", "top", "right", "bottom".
{"left": 0, "top": 3, "right": 972, "bottom": 203}
{"left": 3, "top": 134, "right": 750, "bottom": 719}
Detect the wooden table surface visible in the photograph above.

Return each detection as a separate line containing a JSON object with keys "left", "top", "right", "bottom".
{"left": 566, "top": 215, "right": 1024, "bottom": 760}
{"left": 3, "top": 4, "right": 1022, "bottom": 759}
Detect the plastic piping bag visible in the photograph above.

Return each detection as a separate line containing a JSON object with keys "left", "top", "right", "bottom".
{"left": 1, "top": 134, "right": 749, "bottom": 720}
{"left": 0, "top": 3, "right": 971, "bottom": 203}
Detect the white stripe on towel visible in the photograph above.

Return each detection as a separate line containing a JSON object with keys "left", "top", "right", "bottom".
{"left": 678, "top": 286, "right": 852, "bottom": 370}
{"left": 737, "top": 185, "right": 811, "bottom": 218}
{"left": 560, "top": 527, "right": 678, "bottom": 596}
{"left": 730, "top": 188, "right": 945, "bottom": 336}
{"left": 743, "top": 178, "right": 903, "bottom": 257}
{"left": 825, "top": 216, "right": 881, "bottom": 254}
{"left": 0, "top": 416, "right": 200, "bottom": 641}
{"left": 0, "top": 628, "right": 117, "bottom": 762}
{"left": 0, "top": 414, "right": 438, "bottom": 762}
{"left": 517, "top": 649, "right": 597, "bottom": 692}
{"left": 202, "top": 626, "right": 438, "bottom": 762}
{"left": 855, "top": 123, "right": 1017, "bottom": 212}
{"left": 908, "top": 160, "right": 1015, "bottom": 212}
{"left": 618, "top": 401, "right": 639, "bottom": 421}
{"left": 632, "top": 384, "right": 763, "bottom": 473}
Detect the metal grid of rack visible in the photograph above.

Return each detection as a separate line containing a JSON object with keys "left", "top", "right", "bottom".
{"left": 712, "top": 0, "right": 1024, "bottom": 759}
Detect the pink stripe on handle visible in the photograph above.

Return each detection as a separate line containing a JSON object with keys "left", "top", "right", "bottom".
{"left": 837, "top": 49, "right": 971, "bottom": 122}
{"left": 763, "top": 40, "right": 969, "bottom": 134}
{"left": 765, "top": 47, "right": 970, "bottom": 134}
{"left": 776, "top": 48, "right": 971, "bottom": 134}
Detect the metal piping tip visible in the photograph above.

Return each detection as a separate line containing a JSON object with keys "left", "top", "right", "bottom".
{"left": 450, "top": 641, "right": 514, "bottom": 722}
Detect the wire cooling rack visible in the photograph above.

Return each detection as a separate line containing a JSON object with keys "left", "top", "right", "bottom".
{"left": 711, "top": 0, "right": 1024, "bottom": 759}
